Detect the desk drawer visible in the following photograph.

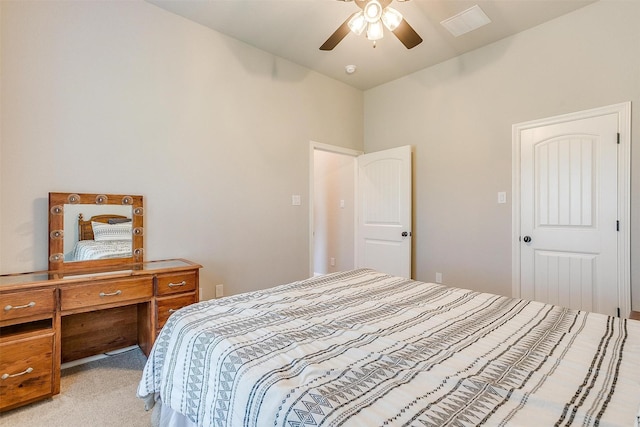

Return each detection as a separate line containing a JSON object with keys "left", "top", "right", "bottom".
{"left": 0, "top": 289, "right": 55, "bottom": 323}
{"left": 156, "top": 271, "right": 197, "bottom": 296}
{"left": 61, "top": 277, "right": 153, "bottom": 311}
{"left": 156, "top": 293, "right": 197, "bottom": 330}
{"left": 0, "top": 333, "right": 54, "bottom": 411}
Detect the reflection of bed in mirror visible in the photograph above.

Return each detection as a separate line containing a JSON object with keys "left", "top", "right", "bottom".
{"left": 68, "top": 213, "right": 133, "bottom": 261}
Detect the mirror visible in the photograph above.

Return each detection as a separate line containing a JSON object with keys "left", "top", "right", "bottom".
{"left": 49, "top": 192, "right": 144, "bottom": 271}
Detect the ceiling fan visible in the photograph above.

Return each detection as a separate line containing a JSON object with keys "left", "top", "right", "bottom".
{"left": 320, "top": 0, "right": 422, "bottom": 50}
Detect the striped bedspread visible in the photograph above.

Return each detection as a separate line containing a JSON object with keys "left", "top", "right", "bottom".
{"left": 138, "top": 269, "right": 640, "bottom": 427}
{"left": 69, "top": 240, "right": 131, "bottom": 261}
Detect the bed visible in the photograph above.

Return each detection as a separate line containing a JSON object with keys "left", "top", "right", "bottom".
{"left": 68, "top": 213, "right": 132, "bottom": 261}
{"left": 137, "top": 269, "right": 640, "bottom": 427}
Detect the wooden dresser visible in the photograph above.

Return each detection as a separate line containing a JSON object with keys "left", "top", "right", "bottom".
{"left": 0, "top": 258, "right": 201, "bottom": 412}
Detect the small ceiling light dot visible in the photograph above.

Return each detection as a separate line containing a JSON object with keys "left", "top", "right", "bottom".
{"left": 345, "top": 64, "right": 357, "bottom": 74}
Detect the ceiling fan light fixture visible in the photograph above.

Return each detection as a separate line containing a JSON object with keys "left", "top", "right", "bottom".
{"left": 366, "top": 20, "right": 384, "bottom": 41}
{"left": 348, "top": 11, "right": 367, "bottom": 35}
{"left": 320, "top": 0, "right": 422, "bottom": 51}
{"left": 364, "top": 0, "right": 383, "bottom": 23}
{"left": 381, "top": 7, "right": 402, "bottom": 31}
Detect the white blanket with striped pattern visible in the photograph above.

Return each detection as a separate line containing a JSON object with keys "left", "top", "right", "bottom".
{"left": 69, "top": 239, "right": 131, "bottom": 261}
{"left": 138, "top": 269, "right": 640, "bottom": 427}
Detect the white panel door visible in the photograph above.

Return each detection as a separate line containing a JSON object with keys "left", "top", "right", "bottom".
{"left": 519, "top": 113, "right": 619, "bottom": 316}
{"left": 356, "top": 145, "right": 412, "bottom": 278}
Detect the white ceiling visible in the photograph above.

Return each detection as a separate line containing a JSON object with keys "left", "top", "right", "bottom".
{"left": 147, "top": 0, "right": 597, "bottom": 90}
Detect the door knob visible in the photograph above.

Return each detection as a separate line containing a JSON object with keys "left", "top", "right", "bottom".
{"left": 523, "top": 236, "right": 532, "bottom": 243}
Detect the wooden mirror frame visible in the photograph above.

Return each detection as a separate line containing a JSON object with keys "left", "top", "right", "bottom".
{"left": 48, "top": 192, "right": 144, "bottom": 271}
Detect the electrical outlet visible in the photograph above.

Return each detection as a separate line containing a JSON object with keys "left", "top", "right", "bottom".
{"left": 435, "top": 272, "right": 443, "bottom": 283}
{"left": 330, "top": 257, "right": 335, "bottom": 266}
{"left": 215, "top": 284, "right": 224, "bottom": 298}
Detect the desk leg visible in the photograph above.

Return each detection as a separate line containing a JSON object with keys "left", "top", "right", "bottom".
{"left": 53, "top": 310, "right": 61, "bottom": 395}
{"left": 137, "top": 301, "right": 154, "bottom": 357}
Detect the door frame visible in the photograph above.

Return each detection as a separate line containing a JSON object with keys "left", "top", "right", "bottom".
{"left": 511, "top": 102, "right": 631, "bottom": 317}
{"left": 309, "top": 141, "right": 362, "bottom": 277}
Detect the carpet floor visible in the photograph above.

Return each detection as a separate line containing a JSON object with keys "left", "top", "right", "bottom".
{"left": 0, "top": 347, "right": 152, "bottom": 427}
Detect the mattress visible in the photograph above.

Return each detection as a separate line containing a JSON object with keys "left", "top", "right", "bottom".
{"left": 138, "top": 269, "right": 640, "bottom": 426}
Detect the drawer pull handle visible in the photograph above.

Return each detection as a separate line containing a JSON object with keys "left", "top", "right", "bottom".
{"left": 99, "top": 290, "right": 122, "bottom": 297}
{"left": 4, "top": 301, "right": 36, "bottom": 311}
{"left": 1, "top": 367, "right": 33, "bottom": 380}
{"left": 168, "top": 281, "right": 187, "bottom": 288}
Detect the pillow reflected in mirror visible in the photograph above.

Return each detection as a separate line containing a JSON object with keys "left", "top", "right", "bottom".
{"left": 92, "top": 221, "right": 132, "bottom": 241}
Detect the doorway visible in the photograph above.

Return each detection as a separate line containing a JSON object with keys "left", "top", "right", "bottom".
{"left": 310, "top": 142, "right": 360, "bottom": 276}
{"left": 310, "top": 143, "right": 413, "bottom": 278}
{"left": 512, "top": 103, "right": 631, "bottom": 317}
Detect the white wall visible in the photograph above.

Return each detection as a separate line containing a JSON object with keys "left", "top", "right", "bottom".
{"left": 3, "top": 0, "right": 638, "bottom": 310}
{"left": 364, "top": 0, "right": 640, "bottom": 309}
{"left": 0, "top": 0, "right": 363, "bottom": 298}
{"left": 0, "top": 0, "right": 3, "bottom": 273}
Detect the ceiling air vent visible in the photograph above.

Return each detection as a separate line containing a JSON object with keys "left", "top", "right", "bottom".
{"left": 441, "top": 5, "right": 491, "bottom": 37}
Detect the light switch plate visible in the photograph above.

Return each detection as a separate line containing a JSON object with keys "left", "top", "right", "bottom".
{"left": 292, "top": 195, "right": 301, "bottom": 206}
{"left": 498, "top": 192, "right": 507, "bottom": 204}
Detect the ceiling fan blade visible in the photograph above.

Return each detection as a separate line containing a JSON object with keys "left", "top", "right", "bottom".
{"left": 393, "top": 18, "right": 423, "bottom": 49}
{"left": 354, "top": 0, "right": 366, "bottom": 9}
{"left": 320, "top": 14, "right": 356, "bottom": 51}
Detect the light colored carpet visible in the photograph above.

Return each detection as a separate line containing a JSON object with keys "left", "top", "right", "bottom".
{"left": 0, "top": 347, "right": 152, "bottom": 427}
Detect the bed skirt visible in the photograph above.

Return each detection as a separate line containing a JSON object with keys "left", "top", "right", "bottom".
{"left": 150, "top": 397, "right": 197, "bottom": 427}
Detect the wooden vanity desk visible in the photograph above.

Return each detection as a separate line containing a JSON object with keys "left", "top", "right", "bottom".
{"left": 0, "top": 258, "right": 201, "bottom": 412}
